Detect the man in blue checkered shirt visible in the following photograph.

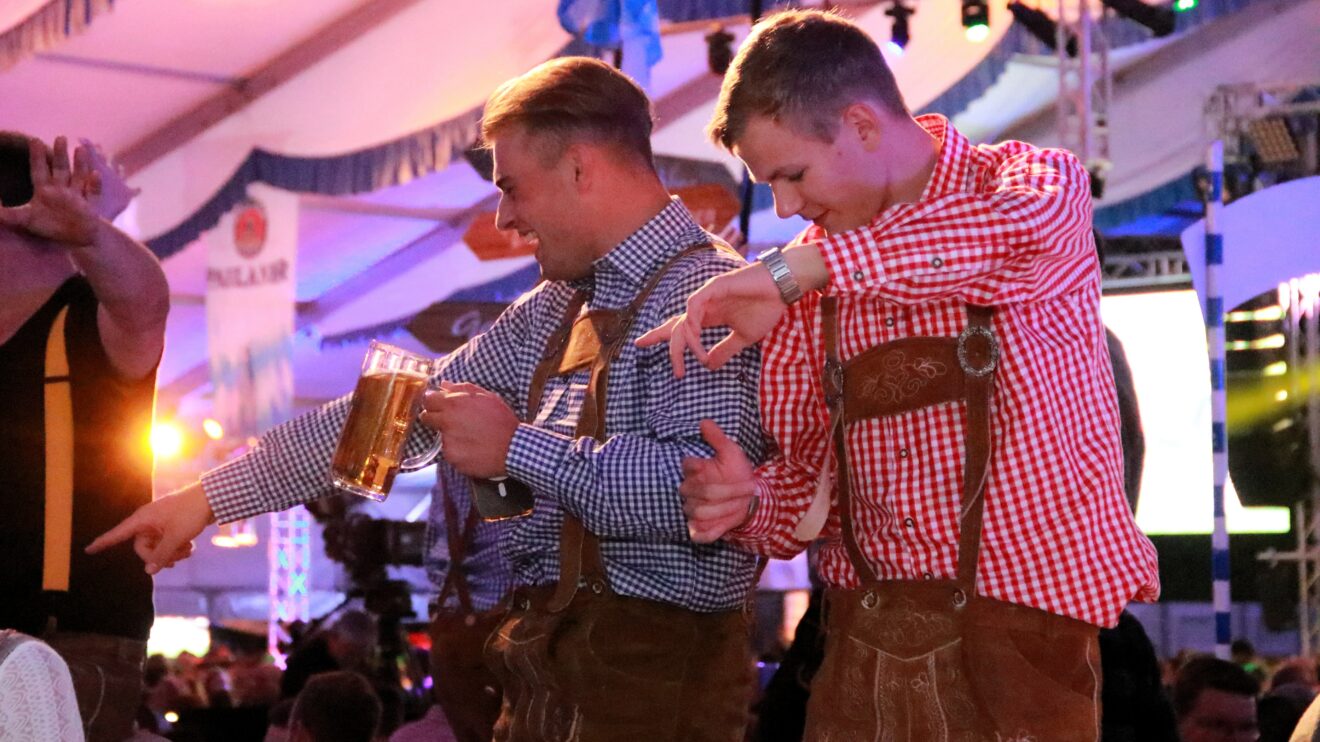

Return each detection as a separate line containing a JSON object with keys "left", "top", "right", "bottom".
{"left": 92, "top": 57, "right": 764, "bottom": 740}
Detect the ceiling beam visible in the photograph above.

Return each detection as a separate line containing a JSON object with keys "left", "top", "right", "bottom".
{"left": 653, "top": 69, "right": 724, "bottom": 130}
{"left": 117, "top": 0, "right": 426, "bottom": 176}
{"left": 299, "top": 194, "right": 478, "bottom": 223}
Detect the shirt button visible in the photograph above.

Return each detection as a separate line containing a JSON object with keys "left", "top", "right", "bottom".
{"left": 853, "top": 270, "right": 865, "bottom": 281}
{"left": 903, "top": 517, "right": 915, "bottom": 528}
{"left": 931, "top": 257, "right": 944, "bottom": 268}
{"left": 923, "top": 572, "right": 934, "bottom": 580}
{"left": 898, "top": 448, "right": 909, "bottom": 459}
{"left": 884, "top": 316, "right": 896, "bottom": 328}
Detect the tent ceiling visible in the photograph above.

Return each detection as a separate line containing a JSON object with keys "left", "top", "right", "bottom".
{"left": 3, "top": 0, "right": 1310, "bottom": 423}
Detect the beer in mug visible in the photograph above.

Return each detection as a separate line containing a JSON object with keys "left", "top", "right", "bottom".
{"left": 331, "top": 341, "right": 441, "bottom": 501}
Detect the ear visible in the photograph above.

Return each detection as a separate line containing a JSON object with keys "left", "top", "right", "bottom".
{"left": 562, "top": 143, "right": 591, "bottom": 194}
{"left": 840, "top": 102, "right": 885, "bottom": 152}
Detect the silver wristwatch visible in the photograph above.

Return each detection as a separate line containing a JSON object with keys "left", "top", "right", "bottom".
{"left": 758, "top": 246, "right": 804, "bottom": 305}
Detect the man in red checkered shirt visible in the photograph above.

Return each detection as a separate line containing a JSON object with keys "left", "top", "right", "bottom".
{"left": 640, "top": 9, "right": 1160, "bottom": 740}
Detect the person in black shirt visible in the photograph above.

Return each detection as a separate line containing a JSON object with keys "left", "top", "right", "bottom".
{"left": 0, "top": 132, "right": 169, "bottom": 741}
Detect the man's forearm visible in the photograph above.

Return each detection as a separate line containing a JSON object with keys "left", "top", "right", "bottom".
{"left": 69, "top": 219, "right": 169, "bottom": 333}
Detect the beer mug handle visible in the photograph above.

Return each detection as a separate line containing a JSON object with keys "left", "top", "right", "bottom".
{"left": 399, "top": 425, "right": 442, "bottom": 472}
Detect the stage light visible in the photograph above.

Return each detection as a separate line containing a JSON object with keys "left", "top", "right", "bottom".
{"left": 1007, "top": 2, "right": 1078, "bottom": 56}
{"left": 202, "top": 418, "right": 224, "bottom": 440}
{"left": 705, "top": 24, "right": 735, "bottom": 75}
{"left": 962, "top": 0, "right": 991, "bottom": 41}
{"left": 1247, "top": 117, "right": 1301, "bottom": 165}
{"left": 150, "top": 422, "right": 185, "bottom": 460}
{"left": 1100, "top": 0, "right": 1175, "bottom": 37}
{"left": 886, "top": 2, "right": 914, "bottom": 51}
{"left": 1174, "top": 0, "right": 1197, "bottom": 11}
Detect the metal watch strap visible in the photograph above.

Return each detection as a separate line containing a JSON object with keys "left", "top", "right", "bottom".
{"left": 758, "top": 246, "right": 803, "bottom": 305}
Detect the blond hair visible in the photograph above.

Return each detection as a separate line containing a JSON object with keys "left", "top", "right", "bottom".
{"left": 482, "top": 57, "right": 655, "bottom": 166}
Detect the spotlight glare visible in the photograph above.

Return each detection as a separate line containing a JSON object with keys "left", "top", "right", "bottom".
{"left": 1174, "top": 0, "right": 1197, "bottom": 11}
{"left": 885, "top": 40, "right": 906, "bottom": 56}
{"left": 202, "top": 418, "right": 224, "bottom": 440}
{"left": 965, "top": 23, "right": 991, "bottom": 42}
{"left": 150, "top": 422, "right": 185, "bottom": 460}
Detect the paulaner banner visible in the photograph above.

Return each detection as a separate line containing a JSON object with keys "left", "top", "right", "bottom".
{"left": 205, "top": 184, "right": 297, "bottom": 438}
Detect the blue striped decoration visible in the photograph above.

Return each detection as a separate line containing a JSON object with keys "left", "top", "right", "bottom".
{"left": 1210, "top": 358, "right": 1226, "bottom": 390}
{"left": 1213, "top": 547, "right": 1231, "bottom": 576}
{"left": 1216, "top": 612, "right": 1233, "bottom": 642}
{"left": 1203, "top": 140, "right": 1232, "bottom": 660}
{"left": 1206, "top": 233, "right": 1225, "bottom": 265}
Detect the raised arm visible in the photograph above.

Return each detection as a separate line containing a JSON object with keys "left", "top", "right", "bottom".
{"left": 0, "top": 137, "right": 168, "bottom": 379}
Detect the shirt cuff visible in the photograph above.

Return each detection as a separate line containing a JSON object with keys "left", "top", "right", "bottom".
{"left": 727, "top": 477, "right": 779, "bottom": 543}
{"left": 200, "top": 456, "right": 270, "bottom": 524}
{"left": 505, "top": 423, "right": 574, "bottom": 497}
{"left": 820, "top": 228, "right": 887, "bottom": 290}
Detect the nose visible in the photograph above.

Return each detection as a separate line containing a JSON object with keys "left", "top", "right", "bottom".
{"left": 495, "top": 197, "right": 516, "bottom": 231}
{"left": 771, "top": 182, "right": 803, "bottom": 220}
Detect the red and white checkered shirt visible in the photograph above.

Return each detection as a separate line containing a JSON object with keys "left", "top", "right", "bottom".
{"left": 729, "top": 115, "right": 1160, "bottom": 628}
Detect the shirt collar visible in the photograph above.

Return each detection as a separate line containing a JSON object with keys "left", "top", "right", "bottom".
{"left": 573, "top": 197, "right": 708, "bottom": 300}
{"left": 915, "top": 114, "right": 974, "bottom": 201}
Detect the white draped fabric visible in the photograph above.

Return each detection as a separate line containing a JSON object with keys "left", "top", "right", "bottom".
{"left": 0, "top": 631, "right": 85, "bottom": 742}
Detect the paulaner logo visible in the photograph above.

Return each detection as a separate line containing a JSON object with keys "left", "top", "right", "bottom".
{"left": 208, "top": 199, "right": 290, "bottom": 288}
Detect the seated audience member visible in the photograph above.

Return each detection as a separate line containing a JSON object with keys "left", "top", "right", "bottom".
{"left": 1174, "top": 655, "right": 1260, "bottom": 742}
{"left": 264, "top": 698, "right": 296, "bottom": 742}
{"left": 281, "top": 610, "right": 377, "bottom": 699}
{"left": 389, "top": 703, "right": 457, "bottom": 742}
{"left": 1273, "top": 658, "right": 1319, "bottom": 693}
{"left": 1099, "top": 610, "right": 1180, "bottom": 741}
{"left": 1258, "top": 682, "right": 1315, "bottom": 742}
{"left": 289, "top": 671, "right": 381, "bottom": 742}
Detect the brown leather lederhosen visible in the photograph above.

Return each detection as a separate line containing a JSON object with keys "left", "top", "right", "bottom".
{"left": 428, "top": 490, "right": 505, "bottom": 742}
{"left": 802, "top": 298, "right": 1103, "bottom": 742}
{"left": 485, "top": 244, "right": 755, "bottom": 742}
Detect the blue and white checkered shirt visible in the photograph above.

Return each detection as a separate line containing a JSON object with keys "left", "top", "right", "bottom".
{"left": 203, "top": 199, "right": 764, "bottom": 612}
{"left": 425, "top": 461, "right": 510, "bottom": 613}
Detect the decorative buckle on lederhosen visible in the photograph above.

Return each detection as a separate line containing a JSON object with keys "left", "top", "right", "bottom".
{"left": 956, "top": 324, "right": 999, "bottom": 378}
{"left": 823, "top": 358, "right": 845, "bottom": 408}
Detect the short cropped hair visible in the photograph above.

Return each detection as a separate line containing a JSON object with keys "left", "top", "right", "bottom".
{"left": 1172, "top": 655, "right": 1260, "bottom": 718}
{"left": 290, "top": 671, "right": 381, "bottom": 742}
{"left": 707, "top": 9, "right": 908, "bottom": 150}
{"left": 0, "top": 131, "right": 33, "bottom": 207}
{"left": 481, "top": 56, "right": 655, "bottom": 167}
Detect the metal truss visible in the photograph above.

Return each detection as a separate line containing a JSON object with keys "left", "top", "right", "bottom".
{"left": 268, "top": 506, "right": 312, "bottom": 668}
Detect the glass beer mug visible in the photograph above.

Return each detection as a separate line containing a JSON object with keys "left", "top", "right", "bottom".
{"left": 330, "top": 341, "right": 442, "bottom": 501}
